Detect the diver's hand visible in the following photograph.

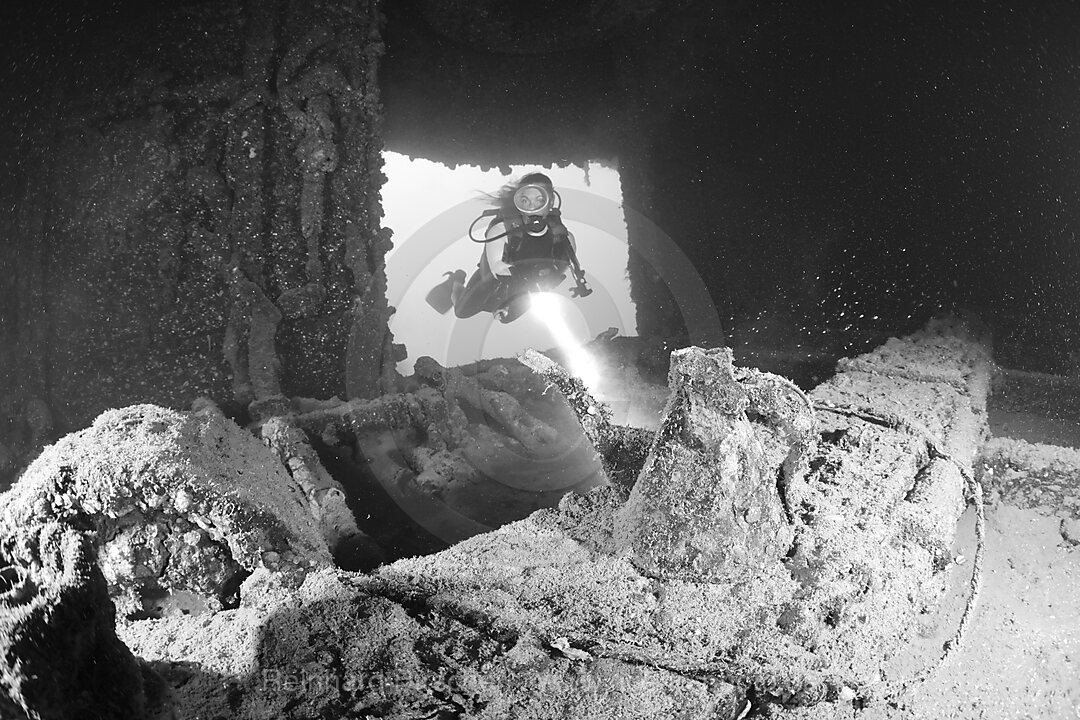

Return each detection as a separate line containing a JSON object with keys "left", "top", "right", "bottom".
{"left": 569, "top": 267, "right": 592, "bottom": 297}
{"left": 570, "top": 283, "right": 593, "bottom": 298}
{"left": 564, "top": 261, "right": 591, "bottom": 297}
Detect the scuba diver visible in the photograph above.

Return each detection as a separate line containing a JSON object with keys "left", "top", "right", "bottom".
{"left": 425, "top": 172, "right": 592, "bottom": 323}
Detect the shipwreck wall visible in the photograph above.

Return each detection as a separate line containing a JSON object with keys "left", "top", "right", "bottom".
{"left": 0, "top": 0, "right": 393, "bottom": 488}
{"left": 5, "top": 0, "right": 1078, "bottom": 490}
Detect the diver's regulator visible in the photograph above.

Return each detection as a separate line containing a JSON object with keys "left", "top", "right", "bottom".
{"left": 466, "top": 181, "right": 592, "bottom": 298}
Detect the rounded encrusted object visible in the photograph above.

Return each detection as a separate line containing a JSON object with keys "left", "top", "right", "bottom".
{"left": 0, "top": 523, "right": 162, "bottom": 719}
{"left": 0, "top": 404, "right": 332, "bottom": 618}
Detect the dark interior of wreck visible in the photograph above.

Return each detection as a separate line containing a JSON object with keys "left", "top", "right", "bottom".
{"left": 1, "top": 1, "right": 1078, "bottom": 719}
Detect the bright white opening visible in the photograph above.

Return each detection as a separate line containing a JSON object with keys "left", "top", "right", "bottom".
{"left": 381, "top": 154, "right": 636, "bottom": 378}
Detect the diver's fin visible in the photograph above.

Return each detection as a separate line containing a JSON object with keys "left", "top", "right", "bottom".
{"left": 425, "top": 271, "right": 463, "bottom": 314}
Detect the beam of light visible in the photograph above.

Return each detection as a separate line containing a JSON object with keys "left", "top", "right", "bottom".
{"left": 528, "top": 292, "right": 601, "bottom": 392}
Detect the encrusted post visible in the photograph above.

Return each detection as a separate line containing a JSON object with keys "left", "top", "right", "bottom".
{"left": 614, "top": 347, "right": 795, "bottom": 582}
{"left": 0, "top": 0, "right": 393, "bottom": 463}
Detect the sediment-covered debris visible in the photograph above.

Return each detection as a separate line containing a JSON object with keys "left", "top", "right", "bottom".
{"left": 612, "top": 346, "right": 805, "bottom": 583}
{"left": 258, "top": 416, "right": 384, "bottom": 570}
{"left": 292, "top": 355, "right": 607, "bottom": 542}
{"left": 518, "top": 348, "right": 655, "bottom": 490}
{"left": 0, "top": 523, "right": 170, "bottom": 720}
{"left": 121, "top": 565, "right": 740, "bottom": 720}
{"left": 111, "top": 318, "right": 991, "bottom": 719}
{"left": 776, "top": 317, "right": 991, "bottom": 712}
{"left": 979, "top": 436, "right": 1080, "bottom": 516}
{"left": 0, "top": 404, "right": 331, "bottom": 618}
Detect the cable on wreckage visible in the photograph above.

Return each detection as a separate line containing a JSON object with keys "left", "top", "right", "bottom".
{"left": 519, "top": 351, "right": 986, "bottom": 707}
{"left": 809, "top": 400, "right": 986, "bottom": 704}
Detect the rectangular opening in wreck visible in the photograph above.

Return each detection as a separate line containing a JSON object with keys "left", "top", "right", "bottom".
{"left": 380, "top": 153, "right": 637, "bottom": 379}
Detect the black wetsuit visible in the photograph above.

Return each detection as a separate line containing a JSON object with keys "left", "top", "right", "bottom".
{"left": 454, "top": 212, "right": 572, "bottom": 321}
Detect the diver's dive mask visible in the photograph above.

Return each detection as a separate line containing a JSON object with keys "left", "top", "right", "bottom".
{"left": 513, "top": 183, "right": 557, "bottom": 236}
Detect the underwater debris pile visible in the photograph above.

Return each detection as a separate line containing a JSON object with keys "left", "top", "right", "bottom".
{"left": 523, "top": 344, "right": 806, "bottom": 584}
{"left": 773, "top": 317, "right": 991, "bottom": 710}
{"left": 0, "top": 403, "right": 332, "bottom": 619}
{"left": 290, "top": 355, "right": 607, "bottom": 545}
{"left": 258, "top": 415, "right": 385, "bottom": 569}
{"left": 613, "top": 346, "right": 806, "bottom": 584}
{"left": 110, "top": 317, "right": 991, "bottom": 719}
{"left": 979, "top": 437, "right": 1080, "bottom": 516}
{"left": 0, "top": 523, "right": 170, "bottom": 720}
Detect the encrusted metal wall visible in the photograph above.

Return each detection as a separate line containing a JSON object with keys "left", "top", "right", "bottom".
{"left": 0, "top": 0, "right": 394, "bottom": 485}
